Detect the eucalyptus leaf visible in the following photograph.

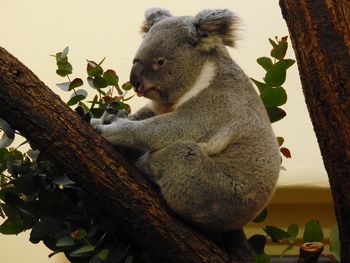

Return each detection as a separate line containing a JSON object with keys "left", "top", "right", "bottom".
{"left": 71, "top": 228, "right": 87, "bottom": 240}
{"left": 61, "top": 46, "right": 69, "bottom": 59}
{"left": 250, "top": 78, "right": 272, "bottom": 93}
{"left": 69, "top": 78, "right": 84, "bottom": 90}
{"left": 87, "top": 60, "right": 103, "bottom": 77}
{"left": 122, "top": 82, "right": 133, "bottom": 91}
{"left": 253, "top": 253, "right": 270, "bottom": 263}
{"left": 103, "top": 70, "right": 119, "bottom": 86}
{"left": 67, "top": 89, "right": 88, "bottom": 106}
{"left": 0, "top": 133, "right": 14, "bottom": 148}
{"left": 56, "top": 61, "right": 73, "bottom": 77}
{"left": 287, "top": 223, "right": 299, "bottom": 243}
{"left": 281, "top": 244, "right": 294, "bottom": 256}
{"left": 97, "top": 249, "right": 109, "bottom": 261}
{"left": 264, "top": 60, "right": 287, "bottom": 86}
{"left": 271, "top": 39, "right": 288, "bottom": 60}
{"left": 253, "top": 208, "right": 267, "bottom": 223}
{"left": 93, "top": 76, "right": 108, "bottom": 89}
{"left": 263, "top": 225, "right": 290, "bottom": 242}
{"left": 0, "top": 118, "right": 15, "bottom": 139}
{"left": 70, "top": 245, "right": 95, "bottom": 257}
{"left": 266, "top": 107, "right": 286, "bottom": 123}
{"left": 56, "top": 82, "right": 71, "bottom": 91}
{"left": 257, "top": 57, "right": 273, "bottom": 71}
{"left": 248, "top": 234, "right": 266, "bottom": 254}
{"left": 0, "top": 217, "right": 24, "bottom": 235}
{"left": 56, "top": 236, "right": 75, "bottom": 247}
{"left": 303, "top": 220, "right": 324, "bottom": 242}
{"left": 277, "top": 137, "right": 284, "bottom": 146}
{"left": 14, "top": 173, "right": 37, "bottom": 195}
{"left": 260, "top": 87, "right": 287, "bottom": 107}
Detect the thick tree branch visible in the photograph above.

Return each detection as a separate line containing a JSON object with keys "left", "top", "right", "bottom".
{"left": 279, "top": 1, "right": 350, "bottom": 261}
{"left": 0, "top": 46, "right": 233, "bottom": 262}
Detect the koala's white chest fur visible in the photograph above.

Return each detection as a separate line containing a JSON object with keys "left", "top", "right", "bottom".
{"left": 174, "top": 61, "right": 216, "bottom": 109}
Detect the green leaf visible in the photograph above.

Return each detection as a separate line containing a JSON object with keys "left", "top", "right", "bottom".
{"left": 253, "top": 208, "right": 267, "bottom": 223}
{"left": 52, "top": 175, "right": 75, "bottom": 186}
{"left": 97, "top": 249, "right": 109, "bottom": 261}
{"left": 69, "top": 78, "right": 84, "bottom": 90}
{"left": 281, "top": 244, "right": 294, "bottom": 256}
{"left": 98, "top": 57, "right": 106, "bottom": 66}
{"left": 269, "top": 38, "right": 277, "bottom": 47}
{"left": 103, "top": 70, "right": 119, "bottom": 86}
{"left": 56, "top": 236, "right": 75, "bottom": 247}
{"left": 70, "top": 245, "right": 95, "bottom": 257}
{"left": 329, "top": 225, "right": 340, "bottom": 261}
{"left": 264, "top": 60, "right": 288, "bottom": 86}
{"left": 56, "top": 61, "right": 73, "bottom": 77}
{"left": 0, "top": 217, "right": 24, "bottom": 235}
{"left": 71, "top": 229, "right": 87, "bottom": 240}
{"left": 56, "top": 82, "right": 70, "bottom": 91}
{"left": 253, "top": 253, "right": 270, "bottom": 263}
{"left": 303, "top": 220, "right": 324, "bottom": 242}
{"left": 283, "top": 59, "right": 295, "bottom": 69}
{"left": 125, "top": 255, "right": 133, "bottom": 263}
{"left": 277, "top": 137, "right": 284, "bottom": 146}
{"left": 0, "top": 118, "right": 15, "bottom": 139}
{"left": 13, "top": 173, "right": 37, "bottom": 195}
{"left": 271, "top": 39, "right": 288, "bottom": 60}
{"left": 250, "top": 78, "right": 272, "bottom": 93}
{"left": 260, "top": 87, "right": 287, "bottom": 107}
{"left": 122, "top": 81, "right": 133, "bottom": 91}
{"left": 0, "top": 133, "right": 14, "bottom": 148}
{"left": 67, "top": 89, "right": 88, "bottom": 106}
{"left": 287, "top": 223, "right": 299, "bottom": 243}
{"left": 61, "top": 46, "right": 69, "bottom": 59}
{"left": 266, "top": 107, "right": 286, "bottom": 123}
{"left": 30, "top": 217, "right": 66, "bottom": 244}
{"left": 87, "top": 60, "right": 103, "bottom": 77}
{"left": 264, "top": 225, "right": 290, "bottom": 242}
{"left": 257, "top": 57, "right": 273, "bottom": 71}
{"left": 93, "top": 76, "right": 108, "bottom": 89}
{"left": 248, "top": 234, "right": 266, "bottom": 254}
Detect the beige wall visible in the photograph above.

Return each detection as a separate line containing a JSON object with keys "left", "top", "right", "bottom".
{"left": 0, "top": 0, "right": 333, "bottom": 262}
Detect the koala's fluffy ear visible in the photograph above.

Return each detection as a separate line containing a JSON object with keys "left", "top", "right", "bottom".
{"left": 141, "top": 8, "right": 172, "bottom": 35}
{"left": 194, "top": 9, "right": 239, "bottom": 51}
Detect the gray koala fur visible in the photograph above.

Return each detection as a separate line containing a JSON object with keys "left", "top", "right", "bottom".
{"left": 91, "top": 8, "right": 280, "bottom": 233}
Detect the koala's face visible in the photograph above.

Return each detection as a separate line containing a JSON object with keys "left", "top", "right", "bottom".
{"left": 130, "top": 8, "right": 238, "bottom": 105}
{"left": 130, "top": 17, "right": 204, "bottom": 104}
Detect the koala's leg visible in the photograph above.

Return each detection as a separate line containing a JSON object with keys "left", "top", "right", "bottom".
{"left": 137, "top": 140, "right": 236, "bottom": 232}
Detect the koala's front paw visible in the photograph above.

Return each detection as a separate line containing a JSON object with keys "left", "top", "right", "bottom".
{"left": 95, "top": 118, "right": 132, "bottom": 145}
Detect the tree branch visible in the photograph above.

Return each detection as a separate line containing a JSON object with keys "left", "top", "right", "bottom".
{"left": 0, "top": 46, "right": 233, "bottom": 263}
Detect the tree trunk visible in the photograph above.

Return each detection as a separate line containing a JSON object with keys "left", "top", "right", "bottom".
{"left": 0, "top": 46, "right": 239, "bottom": 262}
{"left": 279, "top": 1, "right": 350, "bottom": 261}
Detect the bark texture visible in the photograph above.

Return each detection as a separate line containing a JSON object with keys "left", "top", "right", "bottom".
{"left": 0, "top": 46, "right": 235, "bottom": 262}
{"left": 279, "top": 1, "right": 350, "bottom": 261}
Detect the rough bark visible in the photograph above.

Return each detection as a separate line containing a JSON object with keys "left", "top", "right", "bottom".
{"left": 0, "top": 46, "right": 237, "bottom": 262}
{"left": 279, "top": 0, "right": 350, "bottom": 261}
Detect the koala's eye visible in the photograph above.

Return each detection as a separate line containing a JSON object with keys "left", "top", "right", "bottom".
{"left": 157, "top": 58, "right": 165, "bottom": 66}
{"left": 153, "top": 57, "right": 166, "bottom": 71}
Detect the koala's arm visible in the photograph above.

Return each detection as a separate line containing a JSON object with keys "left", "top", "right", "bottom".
{"left": 95, "top": 112, "right": 187, "bottom": 151}
{"left": 128, "top": 105, "right": 156, "bottom": 120}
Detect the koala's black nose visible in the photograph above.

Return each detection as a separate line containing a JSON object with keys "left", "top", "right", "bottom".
{"left": 130, "top": 60, "right": 144, "bottom": 91}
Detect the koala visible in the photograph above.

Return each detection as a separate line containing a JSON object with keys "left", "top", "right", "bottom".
{"left": 91, "top": 8, "right": 280, "bottom": 233}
